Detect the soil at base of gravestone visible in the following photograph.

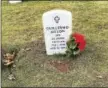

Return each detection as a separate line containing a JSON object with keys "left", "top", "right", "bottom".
{"left": 17, "top": 37, "right": 70, "bottom": 73}
{"left": 50, "top": 60, "right": 70, "bottom": 73}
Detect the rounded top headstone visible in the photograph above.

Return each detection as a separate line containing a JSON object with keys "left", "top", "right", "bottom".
{"left": 9, "top": 0, "right": 22, "bottom": 4}
{"left": 43, "top": 9, "right": 72, "bottom": 18}
{"left": 42, "top": 9, "right": 72, "bottom": 55}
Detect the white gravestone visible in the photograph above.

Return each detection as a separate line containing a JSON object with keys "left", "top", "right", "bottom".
{"left": 9, "top": 0, "right": 22, "bottom": 4}
{"left": 42, "top": 10, "right": 72, "bottom": 55}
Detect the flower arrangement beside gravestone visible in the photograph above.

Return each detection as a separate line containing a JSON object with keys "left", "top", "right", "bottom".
{"left": 66, "top": 32, "right": 86, "bottom": 57}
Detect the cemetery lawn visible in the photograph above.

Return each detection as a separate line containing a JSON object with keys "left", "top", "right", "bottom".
{"left": 2, "top": 1, "right": 108, "bottom": 87}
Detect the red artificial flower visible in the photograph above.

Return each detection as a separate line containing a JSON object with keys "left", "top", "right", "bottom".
{"left": 72, "top": 33, "right": 86, "bottom": 51}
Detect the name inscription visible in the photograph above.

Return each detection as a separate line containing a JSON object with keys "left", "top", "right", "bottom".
{"left": 46, "top": 26, "right": 69, "bottom": 51}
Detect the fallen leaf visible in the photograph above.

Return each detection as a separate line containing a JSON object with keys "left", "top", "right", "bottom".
{"left": 96, "top": 75, "right": 103, "bottom": 79}
{"left": 26, "top": 48, "right": 31, "bottom": 51}
{"left": 8, "top": 74, "right": 15, "bottom": 81}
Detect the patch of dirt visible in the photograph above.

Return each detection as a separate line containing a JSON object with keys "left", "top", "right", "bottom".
{"left": 17, "top": 38, "right": 71, "bottom": 73}
{"left": 50, "top": 60, "right": 70, "bottom": 73}
{"left": 23, "top": 38, "right": 46, "bottom": 54}
{"left": 12, "top": 37, "right": 72, "bottom": 74}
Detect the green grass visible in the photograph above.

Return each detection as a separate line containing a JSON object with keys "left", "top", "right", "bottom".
{"left": 2, "top": 1, "right": 108, "bottom": 87}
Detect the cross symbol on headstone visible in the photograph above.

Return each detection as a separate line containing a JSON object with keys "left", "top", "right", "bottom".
{"left": 54, "top": 16, "right": 60, "bottom": 23}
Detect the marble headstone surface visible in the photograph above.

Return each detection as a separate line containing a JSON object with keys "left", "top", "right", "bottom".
{"left": 9, "top": 0, "right": 22, "bottom": 4}
{"left": 42, "top": 10, "right": 72, "bottom": 55}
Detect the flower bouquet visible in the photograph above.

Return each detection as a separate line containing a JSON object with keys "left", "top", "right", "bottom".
{"left": 66, "top": 33, "right": 86, "bottom": 57}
